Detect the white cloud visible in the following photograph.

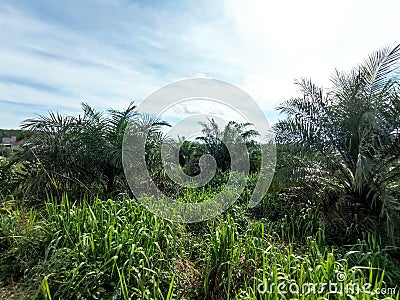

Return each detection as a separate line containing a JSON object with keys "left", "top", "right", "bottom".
{"left": 0, "top": 0, "right": 399, "bottom": 130}
{"left": 223, "top": 0, "right": 400, "bottom": 111}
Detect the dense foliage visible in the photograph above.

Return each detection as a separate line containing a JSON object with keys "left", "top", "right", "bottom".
{"left": 0, "top": 45, "right": 399, "bottom": 299}
{"left": 274, "top": 45, "right": 400, "bottom": 246}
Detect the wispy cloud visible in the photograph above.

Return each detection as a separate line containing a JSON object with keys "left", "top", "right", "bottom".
{"left": 0, "top": 0, "right": 399, "bottom": 129}
{"left": 0, "top": 99, "right": 81, "bottom": 128}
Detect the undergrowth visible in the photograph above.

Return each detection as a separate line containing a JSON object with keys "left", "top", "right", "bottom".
{"left": 1, "top": 195, "right": 399, "bottom": 299}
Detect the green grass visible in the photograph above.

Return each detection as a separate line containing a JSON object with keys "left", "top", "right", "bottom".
{"left": 1, "top": 195, "right": 399, "bottom": 299}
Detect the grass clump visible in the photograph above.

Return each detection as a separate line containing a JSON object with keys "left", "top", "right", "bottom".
{"left": 29, "top": 196, "right": 184, "bottom": 299}
{"left": 1, "top": 195, "right": 399, "bottom": 299}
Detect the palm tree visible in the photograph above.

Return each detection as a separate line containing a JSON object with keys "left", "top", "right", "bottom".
{"left": 177, "top": 139, "right": 204, "bottom": 176}
{"left": 274, "top": 44, "right": 400, "bottom": 244}
{"left": 15, "top": 102, "right": 169, "bottom": 200}
{"left": 197, "top": 118, "right": 260, "bottom": 172}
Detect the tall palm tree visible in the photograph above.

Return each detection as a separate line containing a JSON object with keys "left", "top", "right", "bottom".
{"left": 274, "top": 44, "right": 400, "bottom": 244}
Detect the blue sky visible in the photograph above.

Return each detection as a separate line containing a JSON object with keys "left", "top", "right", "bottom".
{"left": 0, "top": 0, "right": 399, "bottom": 130}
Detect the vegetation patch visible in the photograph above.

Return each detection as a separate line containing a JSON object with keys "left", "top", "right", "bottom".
{"left": 1, "top": 45, "right": 400, "bottom": 299}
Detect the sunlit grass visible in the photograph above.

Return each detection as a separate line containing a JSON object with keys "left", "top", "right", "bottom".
{"left": 1, "top": 194, "right": 398, "bottom": 299}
